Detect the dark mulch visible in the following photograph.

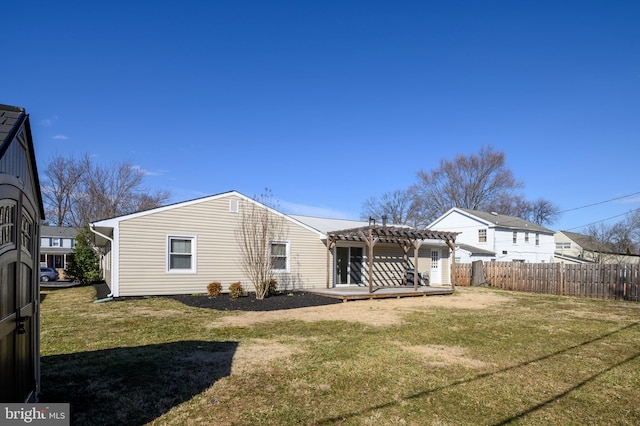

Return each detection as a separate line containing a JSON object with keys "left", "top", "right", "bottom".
{"left": 93, "top": 282, "right": 341, "bottom": 311}
{"left": 170, "top": 291, "right": 342, "bottom": 311}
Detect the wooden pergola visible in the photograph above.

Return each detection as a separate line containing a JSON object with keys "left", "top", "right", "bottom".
{"left": 325, "top": 225, "right": 458, "bottom": 293}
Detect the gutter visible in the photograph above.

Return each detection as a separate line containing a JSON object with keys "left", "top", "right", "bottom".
{"left": 89, "top": 224, "right": 115, "bottom": 297}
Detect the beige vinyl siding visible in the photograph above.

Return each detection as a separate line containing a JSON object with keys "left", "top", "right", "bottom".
{"left": 440, "top": 249, "right": 451, "bottom": 285}
{"left": 116, "top": 195, "right": 329, "bottom": 296}
{"left": 364, "top": 243, "right": 450, "bottom": 286}
{"left": 370, "top": 244, "right": 408, "bottom": 286}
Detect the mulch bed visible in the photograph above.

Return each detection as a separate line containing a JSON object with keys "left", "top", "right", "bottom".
{"left": 93, "top": 282, "right": 341, "bottom": 311}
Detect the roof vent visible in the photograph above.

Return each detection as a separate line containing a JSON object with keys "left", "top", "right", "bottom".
{"left": 491, "top": 211, "right": 498, "bottom": 216}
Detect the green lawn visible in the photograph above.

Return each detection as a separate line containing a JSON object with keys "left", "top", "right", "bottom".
{"left": 40, "top": 285, "right": 640, "bottom": 425}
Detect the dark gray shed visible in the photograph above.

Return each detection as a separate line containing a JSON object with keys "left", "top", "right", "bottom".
{"left": 0, "top": 104, "right": 44, "bottom": 402}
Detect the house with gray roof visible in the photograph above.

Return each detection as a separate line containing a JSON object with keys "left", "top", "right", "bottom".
{"left": 555, "top": 230, "right": 640, "bottom": 265}
{"left": 428, "top": 207, "right": 555, "bottom": 263}
{"left": 40, "top": 225, "right": 79, "bottom": 273}
{"left": 90, "top": 190, "right": 457, "bottom": 297}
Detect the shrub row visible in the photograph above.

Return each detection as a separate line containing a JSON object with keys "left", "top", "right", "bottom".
{"left": 207, "top": 279, "right": 279, "bottom": 298}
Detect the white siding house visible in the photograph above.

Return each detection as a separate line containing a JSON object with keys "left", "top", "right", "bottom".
{"left": 40, "top": 226, "right": 78, "bottom": 271}
{"left": 428, "top": 208, "right": 555, "bottom": 263}
{"left": 91, "top": 191, "right": 455, "bottom": 297}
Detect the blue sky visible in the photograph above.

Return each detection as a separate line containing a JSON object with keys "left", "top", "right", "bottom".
{"left": 3, "top": 1, "right": 639, "bottom": 231}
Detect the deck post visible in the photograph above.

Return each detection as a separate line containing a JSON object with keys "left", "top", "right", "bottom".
{"left": 445, "top": 239, "right": 456, "bottom": 290}
{"left": 368, "top": 227, "right": 374, "bottom": 293}
{"left": 413, "top": 239, "right": 422, "bottom": 290}
{"left": 326, "top": 239, "right": 334, "bottom": 289}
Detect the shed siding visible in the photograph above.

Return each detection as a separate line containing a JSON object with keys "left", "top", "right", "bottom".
{"left": 117, "top": 195, "right": 328, "bottom": 296}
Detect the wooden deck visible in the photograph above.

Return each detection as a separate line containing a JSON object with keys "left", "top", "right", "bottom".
{"left": 307, "top": 285, "right": 455, "bottom": 302}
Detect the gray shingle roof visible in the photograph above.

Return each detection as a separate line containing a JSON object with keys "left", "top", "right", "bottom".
{"left": 560, "top": 230, "right": 603, "bottom": 252}
{"left": 457, "top": 208, "right": 553, "bottom": 234}
{"left": 41, "top": 226, "right": 79, "bottom": 239}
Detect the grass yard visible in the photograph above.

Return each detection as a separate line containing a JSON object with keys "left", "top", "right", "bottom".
{"left": 40, "top": 285, "right": 640, "bottom": 425}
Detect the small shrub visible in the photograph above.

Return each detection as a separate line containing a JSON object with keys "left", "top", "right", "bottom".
{"left": 266, "top": 279, "right": 278, "bottom": 296}
{"left": 228, "top": 282, "right": 245, "bottom": 299}
{"left": 207, "top": 281, "right": 222, "bottom": 297}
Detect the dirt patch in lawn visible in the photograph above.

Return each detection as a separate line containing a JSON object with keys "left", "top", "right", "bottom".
{"left": 398, "top": 342, "right": 493, "bottom": 369}
{"left": 208, "top": 289, "right": 512, "bottom": 328}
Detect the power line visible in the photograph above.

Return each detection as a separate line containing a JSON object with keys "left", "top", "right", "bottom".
{"left": 565, "top": 207, "right": 640, "bottom": 231}
{"left": 559, "top": 191, "right": 640, "bottom": 214}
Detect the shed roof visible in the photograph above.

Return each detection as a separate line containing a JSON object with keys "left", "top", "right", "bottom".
{"left": 0, "top": 104, "right": 27, "bottom": 148}
{"left": 0, "top": 104, "right": 45, "bottom": 218}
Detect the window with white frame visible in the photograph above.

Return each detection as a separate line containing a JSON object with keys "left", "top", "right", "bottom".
{"left": 270, "top": 241, "right": 289, "bottom": 272}
{"left": 513, "top": 231, "right": 517, "bottom": 244}
{"left": 167, "top": 235, "right": 196, "bottom": 272}
{"left": 478, "top": 229, "right": 487, "bottom": 243}
{"left": 51, "top": 238, "right": 61, "bottom": 247}
{"left": 535, "top": 233, "right": 540, "bottom": 246}
{"left": 525, "top": 232, "right": 529, "bottom": 243}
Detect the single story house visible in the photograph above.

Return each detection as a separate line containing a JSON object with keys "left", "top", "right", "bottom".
{"left": 90, "top": 191, "right": 457, "bottom": 297}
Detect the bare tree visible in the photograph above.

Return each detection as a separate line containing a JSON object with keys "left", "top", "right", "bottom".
{"left": 42, "top": 153, "right": 171, "bottom": 227}
{"left": 235, "top": 190, "right": 289, "bottom": 300}
{"left": 584, "top": 221, "right": 637, "bottom": 263}
{"left": 410, "top": 146, "right": 559, "bottom": 225}
{"left": 361, "top": 189, "right": 424, "bottom": 227}
{"left": 411, "top": 146, "right": 523, "bottom": 223}
{"left": 525, "top": 198, "right": 561, "bottom": 226}
{"left": 485, "top": 195, "right": 560, "bottom": 226}
{"left": 42, "top": 155, "right": 84, "bottom": 226}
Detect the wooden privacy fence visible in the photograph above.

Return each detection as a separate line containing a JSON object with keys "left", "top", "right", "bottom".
{"left": 452, "top": 262, "right": 640, "bottom": 301}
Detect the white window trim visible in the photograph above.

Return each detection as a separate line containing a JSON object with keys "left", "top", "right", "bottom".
{"left": 270, "top": 240, "right": 290, "bottom": 273}
{"left": 166, "top": 235, "right": 197, "bottom": 273}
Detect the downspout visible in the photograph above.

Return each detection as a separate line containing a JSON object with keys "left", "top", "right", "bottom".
{"left": 89, "top": 224, "right": 115, "bottom": 297}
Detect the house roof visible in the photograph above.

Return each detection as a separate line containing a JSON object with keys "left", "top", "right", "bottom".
{"left": 553, "top": 252, "right": 593, "bottom": 264}
{"left": 558, "top": 230, "right": 602, "bottom": 252}
{"left": 447, "top": 208, "right": 554, "bottom": 234}
{"left": 41, "top": 226, "right": 79, "bottom": 238}
{"left": 92, "top": 190, "right": 325, "bottom": 238}
{"left": 289, "top": 215, "right": 370, "bottom": 234}
{"left": 457, "top": 243, "right": 495, "bottom": 256}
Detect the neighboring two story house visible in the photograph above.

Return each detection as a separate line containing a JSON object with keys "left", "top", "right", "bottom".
{"left": 428, "top": 208, "right": 555, "bottom": 263}
{"left": 554, "top": 230, "right": 640, "bottom": 265}
{"left": 40, "top": 225, "right": 78, "bottom": 273}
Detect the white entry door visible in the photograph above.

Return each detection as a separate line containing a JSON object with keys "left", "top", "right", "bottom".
{"left": 430, "top": 249, "right": 441, "bottom": 284}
